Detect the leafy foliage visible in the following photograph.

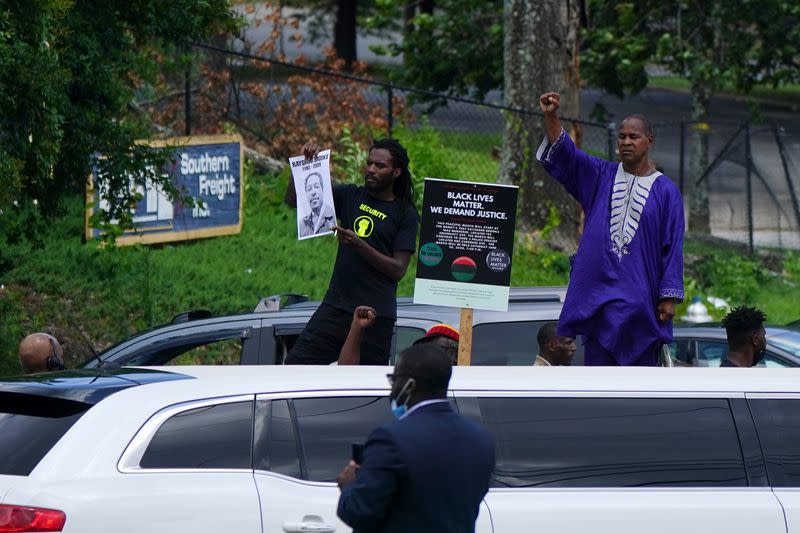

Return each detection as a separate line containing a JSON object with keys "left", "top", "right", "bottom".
{"left": 691, "top": 251, "right": 771, "bottom": 304}
{"left": 582, "top": 1, "right": 800, "bottom": 99}
{"left": 147, "top": 5, "right": 408, "bottom": 176}
{"left": 0, "top": 0, "right": 238, "bottom": 251}
{"left": 784, "top": 252, "right": 800, "bottom": 283}
{"left": 365, "top": 0, "right": 503, "bottom": 101}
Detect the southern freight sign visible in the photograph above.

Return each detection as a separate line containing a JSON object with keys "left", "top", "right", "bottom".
{"left": 85, "top": 135, "right": 243, "bottom": 245}
{"left": 413, "top": 178, "right": 519, "bottom": 312}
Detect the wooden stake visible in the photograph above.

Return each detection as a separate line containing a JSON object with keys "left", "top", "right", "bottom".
{"left": 458, "top": 307, "right": 474, "bottom": 366}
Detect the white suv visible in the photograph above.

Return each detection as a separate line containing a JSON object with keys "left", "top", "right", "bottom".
{"left": 1, "top": 366, "right": 798, "bottom": 532}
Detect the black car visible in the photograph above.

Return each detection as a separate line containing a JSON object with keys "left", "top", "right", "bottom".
{"left": 80, "top": 287, "right": 574, "bottom": 368}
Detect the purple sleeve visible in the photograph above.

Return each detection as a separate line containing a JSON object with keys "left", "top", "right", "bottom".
{"left": 658, "top": 181, "right": 685, "bottom": 302}
{"left": 535, "top": 129, "right": 610, "bottom": 212}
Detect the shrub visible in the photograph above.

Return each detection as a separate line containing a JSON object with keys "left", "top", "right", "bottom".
{"left": 693, "top": 252, "right": 769, "bottom": 304}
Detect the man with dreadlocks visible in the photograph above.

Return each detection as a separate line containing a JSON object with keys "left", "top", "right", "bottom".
{"left": 284, "top": 139, "right": 419, "bottom": 365}
{"left": 720, "top": 306, "right": 768, "bottom": 367}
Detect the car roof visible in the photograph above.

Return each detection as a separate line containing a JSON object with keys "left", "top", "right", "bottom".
{"left": 674, "top": 325, "right": 795, "bottom": 339}
{"left": 91, "top": 286, "right": 566, "bottom": 361}
{"left": 0, "top": 368, "right": 192, "bottom": 404}
{"left": 253, "top": 286, "right": 566, "bottom": 324}
{"left": 107, "top": 366, "right": 800, "bottom": 402}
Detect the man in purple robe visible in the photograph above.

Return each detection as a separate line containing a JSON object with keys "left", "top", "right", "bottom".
{"left": 536, "top": 91, "right": 685, "bottom": 366}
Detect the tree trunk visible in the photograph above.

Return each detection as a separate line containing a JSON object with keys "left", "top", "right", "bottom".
{"left": 499, "top": 0, "right": 581, "bottom": 252}
{"left": 334, "top": 0, "right": 357, "bottom": 67}
{"left": 687, "top": 81, "right": 712, "bottom": 234}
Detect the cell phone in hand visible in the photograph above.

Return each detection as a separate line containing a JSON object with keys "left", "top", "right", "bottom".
{"left": 351, "top": 443, "right": 364, "bottom": 464}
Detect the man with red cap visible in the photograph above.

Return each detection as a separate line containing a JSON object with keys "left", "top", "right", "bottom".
{"left": 412, "top": 324, "right": 459, "bottom": 365}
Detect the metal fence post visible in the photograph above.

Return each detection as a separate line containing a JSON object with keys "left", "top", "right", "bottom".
{"left": 184, "top": 64, "right": 192, "bottom": 136}
{"left": 607, "top": 122, "right": 616, "bottom": 161}
{"left": 745, "top": 122, "right": 753, "bottom": 253}
{"left": 387, "top": 84, "right": 394, "bottom": 137}
{"left": 679, "top": 121, "right": 686, "bottom": 194}
{"left": 774, "top": 123, "right": 800, "bottom": 230}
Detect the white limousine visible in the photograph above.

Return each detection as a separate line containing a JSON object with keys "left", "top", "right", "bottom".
{"left": 1, "top": 365, "right": 799, "bottom": 532}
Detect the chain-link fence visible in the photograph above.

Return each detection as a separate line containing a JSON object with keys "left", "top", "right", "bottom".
{"left": 658, "top": 121, "right": 800, "bottom": 251}
{"left": 178, "top": 43, "right": 800, "bottom": 251}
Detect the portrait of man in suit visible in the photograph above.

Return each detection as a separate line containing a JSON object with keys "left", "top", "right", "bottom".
{"left": 336, "top": 343, "right": 495, "bottom": 533}
{"left": 299, "top": 171, "right": 336, "bottom": 238}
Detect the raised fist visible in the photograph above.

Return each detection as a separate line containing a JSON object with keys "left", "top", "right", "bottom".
{"left": 352, "top": 306, "right": 377, "bottom": 329}
{"left": 539, "top": 92, "right": 560, "bottom": 113}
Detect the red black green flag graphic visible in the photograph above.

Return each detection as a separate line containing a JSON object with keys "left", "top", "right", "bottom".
{"left": 451, "top": 256, "right": 477, "bottom": 282}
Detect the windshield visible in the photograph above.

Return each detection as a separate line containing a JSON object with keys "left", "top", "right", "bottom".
{"left": 0, "top": 393, "right": 90, "bottom": 475}
{"left": 769, "top": 331, "right": 800, "bottom": 356}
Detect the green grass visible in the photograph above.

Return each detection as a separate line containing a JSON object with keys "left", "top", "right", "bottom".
{"left": 437, "top": 131, "right": 501, "bottom": 183}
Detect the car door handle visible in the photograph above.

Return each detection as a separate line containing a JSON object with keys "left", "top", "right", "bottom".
{"left": 283, "top": 516, "right": 336, "bottom": 533}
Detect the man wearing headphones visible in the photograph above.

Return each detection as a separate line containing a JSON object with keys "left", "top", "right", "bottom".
{"left": 18, "top": 332, "right": 66, "bottom": 373}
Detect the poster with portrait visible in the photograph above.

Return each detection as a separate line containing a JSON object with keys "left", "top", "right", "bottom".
{"left": 288, "top": 149, "right": 337, "bottom": 240}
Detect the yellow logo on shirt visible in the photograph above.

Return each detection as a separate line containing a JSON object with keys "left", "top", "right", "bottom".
{"left": 354, "top": 216, "right": 374, "bottom": 237}
{"left": 359, "top": 204, "right": 387, "bottom": 220}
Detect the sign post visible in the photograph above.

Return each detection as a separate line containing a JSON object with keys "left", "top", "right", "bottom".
{"left": 414, "top": 178, "right": 519, "bottom": 365}
{"left": 458, "top": 308, "right": 474, "bottom": 366}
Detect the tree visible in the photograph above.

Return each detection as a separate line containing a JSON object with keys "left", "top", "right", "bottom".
{"left": 0, "top": 0, "right": 237, "bottom": 235}
{"left": 499, "top": 0, "right": 583, "bottom": 251}
{"left": 286, "top": 0, "right": 384, "bottom": 68}
{"left": 582, "top": 1, "right": 800, "bottom": 234}
{"left": 333, "top": 0, "right": 357, "bottom": 66}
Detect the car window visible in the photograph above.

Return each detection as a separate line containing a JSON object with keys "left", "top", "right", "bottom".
{"left": 667, "top": 340, "right": 694, "bottom": 366}
{"left": 767, "top": 331, "right": 800, "bottom": 356}
{"left": 292, "top": 396, "right": 393, "bottom": 482}
{"left": 762, "top": 354, "right": 793, "bottom": 368}
{"left": 0, "top": 393, "right": 90, "bottom": 476}
{"left": 750, "top": 399, "right": 800, "bottom": 486}
{"left": 696, "top": 341, "right": 727, "bottom": 367}
{"left": 140, "top": 401, "right": 253, "bottom": 469}
{"left": 471, "top": 321, "right": 585, "bottom": 365}
{"left": 472, "top": 321, "right": 543, "bottom": 365}
{"left": 395, "top": 326, "right": 425, "bottom": 356}
{"left": 253, "top": 399, "right": 302, "bottom": 478}
{"left": 165, "top": 337, "right": 242, "bottom": 365}
{"left": 476, "top": 396, "right": 746, "bottom": 488}
{"left": 125, "top": 328, "right": 249, "bottom": 366}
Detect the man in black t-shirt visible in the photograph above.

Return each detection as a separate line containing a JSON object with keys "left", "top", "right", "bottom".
{"left": 283, "top": 139, "right": 419, "bottom": 365}
{"left": 719, "top": 306, "right": 767, "bottom": 367}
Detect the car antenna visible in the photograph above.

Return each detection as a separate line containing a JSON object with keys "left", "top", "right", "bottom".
{"left": 70, "top": 322, "right": 105, "bottom": 369}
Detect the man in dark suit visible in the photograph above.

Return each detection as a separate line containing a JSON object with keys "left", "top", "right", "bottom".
{"left": 336, "top": 343, "right": 495, "bottom": 533}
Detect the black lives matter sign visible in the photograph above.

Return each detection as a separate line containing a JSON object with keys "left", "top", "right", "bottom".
{"left": 413, "top": 178, "right": 518, "bottom": 311}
